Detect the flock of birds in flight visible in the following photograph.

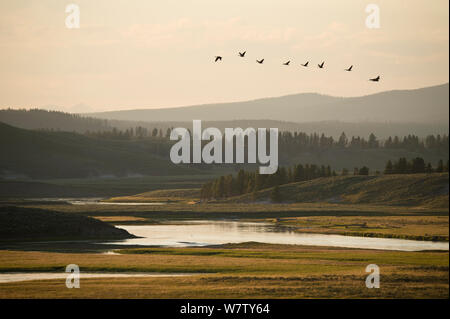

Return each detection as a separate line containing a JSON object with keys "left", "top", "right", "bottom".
{"left": 214, "top": 51, "right": 381, "bottom": 82}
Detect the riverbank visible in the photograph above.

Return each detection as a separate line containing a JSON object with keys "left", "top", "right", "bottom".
{"left": 2, "top": 201, "right": 448, "bottom": 242}
{"left": 266, "top": 215, "right": 449, "bottom": 242}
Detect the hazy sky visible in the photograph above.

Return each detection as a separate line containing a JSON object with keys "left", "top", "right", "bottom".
{"left": 0, "top": 0, "right": 448, "bottom": 112}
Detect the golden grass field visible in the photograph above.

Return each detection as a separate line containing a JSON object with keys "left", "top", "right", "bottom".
{"left": 268, "top": 216, "right": 449, "bottom": 241}
{"left": 0, "top": 243, "right": 448, "bottom": 298}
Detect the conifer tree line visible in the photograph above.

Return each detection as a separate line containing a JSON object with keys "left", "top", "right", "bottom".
{"left": 200, "top": 163, "right": 338, "bottom": 200}
{"left": 384, "top": 158, "right": 449, "bottom": 174}
{"left": 277, "top": 131, "right": 448, "bottom": 152}
{"left": 87, "top": 129, "right": 449, "bottom": 168}
{"left": 5, "top": 109, "right": 446, "bottom": 152}
{"left": 201, "top": 157, "right": 449, "bottom": 200}
{"left": 2, "top": 110, "right": 448, "bottom": 152}
{"left": 86, "top": 126, "right": 170, "bottom": 140}
{"left": 87, "top": 127, "right": 449, "bottom": 154}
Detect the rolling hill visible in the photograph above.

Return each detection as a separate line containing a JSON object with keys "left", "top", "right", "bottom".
{"left": 87, "top": 83, "right": 449, "bottom": 124}
{"left": 0, "top": 122, "right": 196, "bottom": 179}
{"left": 0, "top": 120, "right": 447, "bottom": 182}
{"left": 227, "top": 173, "right": 449, "bottom": 208}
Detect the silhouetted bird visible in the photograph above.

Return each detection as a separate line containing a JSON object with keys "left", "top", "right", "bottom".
{"left": 345, "top": 65, "right": 353, "bottom": 71}
{"left": 318, "top": 61, "right": 325, "bottom": 68}
{"left": 214, "top": 56, "right": 222, "bottom": 62}
{"left": 238, "top": 51, "right": 246, "bottom": 57}
{"left": 301, "top": 61, "right": 309, "bottom": 67}
{"left": 256, "top": 59, "right": 264, "bottom": 64}
{"left": 283, "top": 61, "right": 290, "bottom": 66}
{"left": 369, "top": 76, "right": 380, "bottom": 82}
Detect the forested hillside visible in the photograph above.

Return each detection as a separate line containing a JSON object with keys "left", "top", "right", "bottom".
{"left": 225, "top": 173, "right": 449, "bottom": 209}
{"left": 0, "top": 122, "right": 195, "bottom": 179}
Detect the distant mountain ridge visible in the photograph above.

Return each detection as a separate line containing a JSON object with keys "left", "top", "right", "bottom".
{"left": 0, "top": 108, "right": 111, "bottom": 133}
{"left": 86, "top": 83, "right": 449, "bottom": 124}
{"left": 1, "top": 84, "right": 448, "bottom": 138}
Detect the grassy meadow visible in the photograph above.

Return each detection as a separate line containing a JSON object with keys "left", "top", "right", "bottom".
{"left": 0, "top": 243, "right": 447, "bottom": 298}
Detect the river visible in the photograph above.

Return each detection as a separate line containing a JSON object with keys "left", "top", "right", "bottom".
{"left": 107, "top": 220, "right": 449, "bottom": 252}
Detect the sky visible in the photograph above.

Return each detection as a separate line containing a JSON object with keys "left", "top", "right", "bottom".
{"left": 0, "top": 0, "right": 448, "bottom": 112}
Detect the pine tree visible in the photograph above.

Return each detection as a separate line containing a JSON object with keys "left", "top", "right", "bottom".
{"left": 368, "top": 133, "right": 379, "bottom": 148}
{"left": 411, "top": 157, "right": 425, "bottom": 173}
{"left": 436, "top": 160, "right": 444, "bottom": 173}
{"left": 384, "top": 160, "right": 393, "bottom": 174}
{"left": 236, "top": 169, "right": 246, "bottom": 195}
{"left": 214, "top": 176, "right": 225, "bottom": 198}
{"left": 270, "top": 185, "right": 283, "bottom": 203}
{"left": 278, "top": 167, "right": 288, "bottom": 185}
{"left": 337, "top": 132, "right": 348, "bottom": 147}
{"left": 358, "top": 166, "right": 369, "bottom": 175}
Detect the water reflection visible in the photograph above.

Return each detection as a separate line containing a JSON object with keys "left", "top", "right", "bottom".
{"left": 109, "top": 221, "right": 449, "bottom": 252}
{"left": 27, "top": 198, "right": 164, "bottom": 206}
{"left": 0, "top": 272, "right": 195, "bottom": 284}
